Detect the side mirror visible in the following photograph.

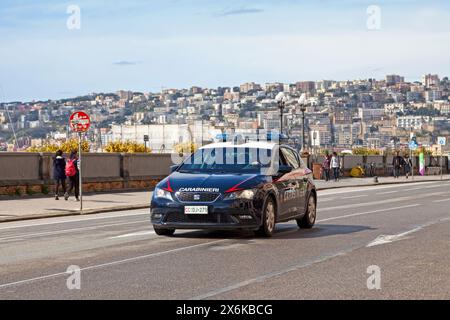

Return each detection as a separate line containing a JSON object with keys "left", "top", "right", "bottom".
{"left": 278, "top": 165, "right": 293, "bottom": 174}
{"left": 170, "top": 165, "right": 179, "bottom": 173}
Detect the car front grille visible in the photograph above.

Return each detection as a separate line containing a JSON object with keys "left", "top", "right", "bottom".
{"left": 164, "top": 212, "right": 235, "bottom": 224}
{"left": 175, "top": 192, "right": 220, "bottom": 203}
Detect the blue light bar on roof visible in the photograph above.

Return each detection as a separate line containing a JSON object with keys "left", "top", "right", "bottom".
{"left": 266, "top": 132, "right": 288, "bottom": 141}
{"left": 215, "top": 133, "right": 229, "bottom": 142}
{"left": 215, "top": 132, "right": 288, "bottom": 143}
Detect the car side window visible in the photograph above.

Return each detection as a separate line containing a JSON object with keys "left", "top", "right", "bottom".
{"left": 279, "top": 149, "right": 288, "bottom": 166}
{"left": 292, "top": 149, "right": 306, "bottom": 169}
{"left": 298, "top": 157, "right": 307, "bottom": 169}
{"left": 281, "top": 147, "right": 300, "bottom": 169}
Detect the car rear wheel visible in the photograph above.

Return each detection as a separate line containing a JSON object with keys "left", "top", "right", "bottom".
{"left": 297, "top": 194, "right": 316, "bottom": 229}
{"left": 256, "top": 197, "right": 276, "bottom": 237}
{"left": 154, "top": 226, "right": 176, "bottom": 236}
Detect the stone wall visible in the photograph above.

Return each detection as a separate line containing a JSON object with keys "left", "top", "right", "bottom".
{"left": 0, "top": 152, "right": 448, "bottom": 196}
{"left": 0, "top": 152, "right": 173, "bottom": 196}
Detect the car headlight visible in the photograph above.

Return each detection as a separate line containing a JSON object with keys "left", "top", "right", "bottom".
{"left": 154, "top": 187, "right": 173, "bottom": 201}
{"left": 225, "top": 189, "right": 257, "bottom": 200}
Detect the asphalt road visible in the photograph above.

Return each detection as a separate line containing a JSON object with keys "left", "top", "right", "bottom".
{"left": 0, "top": 181, "right": 449, "bottom": 300}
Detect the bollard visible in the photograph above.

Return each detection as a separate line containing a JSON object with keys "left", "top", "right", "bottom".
{"left": 374, "top": 176, "right": 379, "bottom": 183}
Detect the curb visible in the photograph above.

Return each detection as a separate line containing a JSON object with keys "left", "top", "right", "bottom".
{"left": 316, "top": 177, "right": 450, "bottom": 191}
{"left": 0, "top": 204, "right": 150, "bottom": 224}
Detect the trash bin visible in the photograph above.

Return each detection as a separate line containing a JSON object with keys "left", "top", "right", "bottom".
{"left": 312, "top": 163, "right": 322, "bottom": 180}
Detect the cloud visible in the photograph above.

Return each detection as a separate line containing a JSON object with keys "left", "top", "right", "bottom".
{"left": 113, "top": 60, "right": 142, "bottom": 66}
{"left": 215, "top": 7, "right": 263, "bottom": 17}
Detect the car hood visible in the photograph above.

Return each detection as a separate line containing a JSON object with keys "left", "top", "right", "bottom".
{"left": 158, "top": 172, "right": 267, "bottom": 193}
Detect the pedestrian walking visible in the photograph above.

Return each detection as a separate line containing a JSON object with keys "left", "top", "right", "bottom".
{"left": 322, "top": 152, "right": 331, "bottom": 181}
{"left": 53, "top": 150, "right": 66, "bottom": 200}
{"left": 331, "top": 152, "right": 340, "bottom": 182}
{"left": 404, "top": 154, "right": 413, "bottom": 179}
{"left": 64, "top": 150, "right": 80, "bottom": 201}
{"left": 392, "top": 151, "right": 404, "bottom": 179}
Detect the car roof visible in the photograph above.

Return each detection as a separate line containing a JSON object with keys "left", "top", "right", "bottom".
{"left": 200, "top": 141, "right": 277, "bottom": 150}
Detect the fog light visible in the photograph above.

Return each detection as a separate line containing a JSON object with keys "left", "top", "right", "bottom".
{"left": 153, "top": 213, "right": 162, "bottom": 219}
{"left": 239, "top": 215, "right": 253, "bottom": 220}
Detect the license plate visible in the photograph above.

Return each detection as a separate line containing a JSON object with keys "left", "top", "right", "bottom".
{"left": 184, "top": 206, "right": 208, "bottom": 215}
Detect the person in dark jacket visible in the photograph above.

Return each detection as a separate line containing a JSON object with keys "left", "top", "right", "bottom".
{"left": 404, "top": 154, "right": 413, "bottom": 179}
{"left": 64, "top": 150, "right": 80, "bottom": 201}
{"left": 322, "top": 151, "right": 331, "bottom": 182}
{"left": 53, "top": 150, "right": 66, "bottom": 200}
{"left": 392, "top": 151, "right": 404, "bottom": 179}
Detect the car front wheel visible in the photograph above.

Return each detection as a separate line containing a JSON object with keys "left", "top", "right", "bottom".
{"left": 154, "top": 226, "right": 176, "bottom": 236}
{"left": 256, "top": 197, "right": 276, "bottom": 237}
{"left": 297, "top": 194, "right": 316, "bottom": 229}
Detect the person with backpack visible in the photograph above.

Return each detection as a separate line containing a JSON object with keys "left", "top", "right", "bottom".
{"left": 392, "top": 151, "right": 404, "bottom": 179}
{"left": 64, "top": 150, "right": 80, "bottom": 201}
{"left": 53, "top": 150, "right": 66, "bottom": 200}
{"left": 404, "top": 154, "right": 413, "bottom": 179}
{"left": 322, "top": 152, "right": 331, "bottom": 182}
{"left": 331, "top": 152, "right": 340, "bottom": 182}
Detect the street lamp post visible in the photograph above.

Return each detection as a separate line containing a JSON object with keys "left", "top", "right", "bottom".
{"left": 276, "top": 92, "right": 286, "bottom": 136}
{"left": 298, "top": 94, "right": 307, "bottom": 152}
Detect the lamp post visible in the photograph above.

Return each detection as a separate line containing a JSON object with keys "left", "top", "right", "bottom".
{"left": 276, "top": 92, "right": 287, "bottom": 136}
{"left": 298, "top": 94, "right": 307, "bottom": 152}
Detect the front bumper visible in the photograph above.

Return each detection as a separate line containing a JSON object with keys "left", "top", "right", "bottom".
{"left": 151, "top": 196, "right": 263, "bottom": 230}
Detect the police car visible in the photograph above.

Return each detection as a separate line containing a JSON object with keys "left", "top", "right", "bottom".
{"left": 150, "top": 134, "right": 317, "bottom": 237}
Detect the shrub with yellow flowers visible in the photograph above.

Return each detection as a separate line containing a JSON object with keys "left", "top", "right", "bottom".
{"left": 27, "top": 139, "right": 90, "bottom": 153}
{"left": 174, "top": 142, "right": 198, "bottom": 155}
{"left": 104, "top": 141, "right": 152, "bottom": 153}
{"left": 351, "top": 147, "right": 381, "bottom": 156}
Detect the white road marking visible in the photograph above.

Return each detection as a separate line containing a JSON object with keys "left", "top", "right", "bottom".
{"left": 192, "top": 248, "right": 353, "bottom": 300}
{"left": 317, "top": 197, "right": 337, "bottom": 203}
{"left": 110, "top": 230, "right": 156, "bottom": 239}
{"left": 319, "top": 196, "right": 412, "bottom": 212}
{"left": 402, "top": 184, "right": 450, "bottom": 192}
{"left": 318, "top": 181, "right": 440, "bottom": 196}
{"left": 377, "top": 191, "right": 397, "bottom": 195}
{"left": 366, "top": 218, "right": 450, "bottom": 247}
{"left": 0, "top": 211, "right": 148, "bottom": 231}
{"left": 320, "top": 191, "right": 449, "bottom": 212}
{"left": 192, "top": 216, "right": 450, "bottom": 300}
{"left": 341, "top": 195, "right": 368, "bottom": 199}
{"left": 433, "top": 198, "right": 450, "bottom": 203}
{"left": 317, "top": 204, "right": 421, "bottom": 222}
{"left": 366, "top": 229, "right": 422, "bottom": 247}
{"left": 0, "top": 221, "right": 147, "bottom": 242}
{"left": 0, "top": 239, "right": 227, "bottom": 290}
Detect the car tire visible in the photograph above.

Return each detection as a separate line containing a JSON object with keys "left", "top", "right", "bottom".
{"left": 154, "top": 227, "right": 176, "bottom": 236}
{"left": 297, "top": 193, "right": 316, "bottom": 229}
{"left": 255, "top": 197, "right": 276, "bottom": 237}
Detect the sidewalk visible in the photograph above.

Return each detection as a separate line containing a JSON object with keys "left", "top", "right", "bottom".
{"left": 0, "top": 191, "right": 151, "bottom": 223}
{"left": 1, "top": 174, "right": 449, "bottom": 223}
{"left": 314, "top": 174, "right": 450, "bottom": 190}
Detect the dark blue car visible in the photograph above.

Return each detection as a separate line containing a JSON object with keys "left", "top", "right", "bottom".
{"left": 150, "top": 140, "right": 317, "bottom": 237}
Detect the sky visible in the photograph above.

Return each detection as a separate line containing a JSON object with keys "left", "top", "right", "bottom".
{"left": 1, "top": 0, "right": 450, "bottom": 102}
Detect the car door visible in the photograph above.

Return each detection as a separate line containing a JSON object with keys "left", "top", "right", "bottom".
{"left": 292, "top": 148, "right": 309, "bottom": 215}
{"left": 280, "top": 147, "right": 304, "bottom": 218}
{"left": 272, "top": 147, "right": 293, "bottom": 219}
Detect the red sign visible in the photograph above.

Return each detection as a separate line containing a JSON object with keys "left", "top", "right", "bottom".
{"left": 69, "top": 111, "right": 91, "bottom": 132}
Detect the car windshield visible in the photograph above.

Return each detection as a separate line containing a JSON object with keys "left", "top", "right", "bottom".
{"left": 178, "top": 147, "right": 272, "bottom": 174}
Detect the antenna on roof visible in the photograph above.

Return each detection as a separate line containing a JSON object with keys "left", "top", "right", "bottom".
{"left": 232, "top": 134, "right": 245, "bottom": 145}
